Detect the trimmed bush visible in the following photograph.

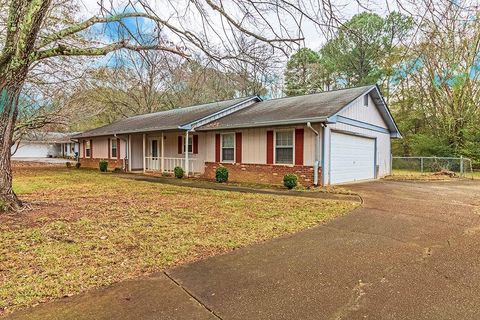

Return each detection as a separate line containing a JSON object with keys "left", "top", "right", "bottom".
{"left": 99, "top": 160, "right": 108, "bottom": 172}
{"left": 174, "top": 166, "right": 184, "bottom": 179}
{"left": 66, "top": 162, "right": 72, "bottom": 168}
{"left": 75, "top": 162, "right": 81, "bottom": 169}
{"left": 113, "top": 167, "right": 123, "bottom": 173}
{"left": 215, "top": 166, "right": 229, "bottom": 183}
{"left": 283, "top": 174, "right": 298, "bottom": 189}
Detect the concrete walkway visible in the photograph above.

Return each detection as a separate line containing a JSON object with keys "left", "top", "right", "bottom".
{"left": 7, "top": 180, "right": 480, "bottom": 320}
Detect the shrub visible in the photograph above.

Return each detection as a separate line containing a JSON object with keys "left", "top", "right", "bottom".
{"left": 215, "top": 166, "right": 229, "bottom": 183}
{"left": 283, "top": 174, "right": 298, "bottom": 189}
{"left": 113, "top": 167, "right": 123, "bottom": 173}
{"left": 75, "top": 162, "right": 81, "bottom": 169}
{"left": 65, "top": 162, "right": 72, "bottom": 168}
{"left": 174, "top": 166, "right": 184, "bottom": 179}
{"left": 99, "top": 160, "right": 108, "bottom": 172}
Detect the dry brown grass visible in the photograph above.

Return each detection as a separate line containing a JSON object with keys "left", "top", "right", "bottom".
{"left": 1, "top": 167, "right": 358, "bottom": 315}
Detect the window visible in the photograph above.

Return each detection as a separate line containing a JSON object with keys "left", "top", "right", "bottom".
{"left": 111, "top": 139, "right": 117, "bottom": 158}
{"left": 221, "top": 133, "right": 235, "bottom": 162}
{"left": 184, "top": 136, "right": 193, "bottom": 153}
{"left": 85, "top": 140, "right": 91, "bottom": 157}
{"left": 363, "top": 94, "right": 369, "bottom": 107}
{"left": 275, "top": 131, "right": 293, "bottom": 164}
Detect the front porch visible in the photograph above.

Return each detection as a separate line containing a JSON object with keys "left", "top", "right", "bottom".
{"left": 144, "top": 157, "right": 204, "bottom": 175}
{"left": 129, "top": 131, "right": 206, "bottom": 176}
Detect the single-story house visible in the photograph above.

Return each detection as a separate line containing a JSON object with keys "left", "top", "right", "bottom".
{"left": 12, "top": 132, "right": 79, "bottom": 159}
{"left": 72, "top": 85, "right": 401, "bottom": 186}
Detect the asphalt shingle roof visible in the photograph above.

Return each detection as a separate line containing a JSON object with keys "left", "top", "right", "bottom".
{"left": 73, "top": 85, "right": 396, "bottom": 138}
{"left": 199, "top": 85, "right": 374, "bottom": 130}
{"left": 73, "top": 97, "right": 253, "bottom": 138}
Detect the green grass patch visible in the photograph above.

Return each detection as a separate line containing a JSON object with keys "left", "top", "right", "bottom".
{"left": 2, "top": 168, "right": 358, "bottom": 315}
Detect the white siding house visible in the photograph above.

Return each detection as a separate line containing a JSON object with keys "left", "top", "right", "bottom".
{"left": 74, "top": 85, "right": 400, "bottom": 186}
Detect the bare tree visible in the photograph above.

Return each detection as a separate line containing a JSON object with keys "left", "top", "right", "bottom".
{"left": 0, "top": 0, "right": 337, "bottom": 212}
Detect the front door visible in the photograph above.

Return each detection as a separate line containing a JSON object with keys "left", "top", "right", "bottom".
{"left": 149, "top": 138, "right": 159, "bottom": 170}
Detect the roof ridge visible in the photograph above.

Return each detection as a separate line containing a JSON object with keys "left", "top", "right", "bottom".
{"left": 126, "top": 96, "right": 254, "bottom": 120}
{"left": 263, "top": 85, "right": 375, "bottom": 103}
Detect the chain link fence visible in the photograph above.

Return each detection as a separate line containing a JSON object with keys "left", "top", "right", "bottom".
{"left": 392, "top": 156, "right": 474, "bottom": 178}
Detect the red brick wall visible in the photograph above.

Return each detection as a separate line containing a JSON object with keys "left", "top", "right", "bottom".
{"left": 79, "top": 158, "right": 125, "bottom": 171}
{"left": 202, "top": 162, "right": 321, "bottom": 187}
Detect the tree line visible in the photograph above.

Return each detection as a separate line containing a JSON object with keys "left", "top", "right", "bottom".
{"left": 284, "top": 3, "right": 480, "bottom": 166}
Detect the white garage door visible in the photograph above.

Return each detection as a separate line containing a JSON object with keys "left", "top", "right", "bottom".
{"left": 330, "top": 132, "right": 375, "bottom": 184}
{"left": 12, "top": 143, "right": 53, "bottom": 158}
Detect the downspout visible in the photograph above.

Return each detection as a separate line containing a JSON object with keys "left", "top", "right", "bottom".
{"left": 114, "top": 134, "right": 128, "bottom": 171}
{"left": 306, "top": 122, "right": 320, "bottom": 187}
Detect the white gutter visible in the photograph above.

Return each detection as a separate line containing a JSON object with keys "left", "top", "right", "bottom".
{"left": 306, "top": 122, "right": 320, "bottom": 187}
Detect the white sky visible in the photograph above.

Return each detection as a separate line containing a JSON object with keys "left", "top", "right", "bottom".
{"left": 77, "top": 0, "right": 400, "bottom": 51}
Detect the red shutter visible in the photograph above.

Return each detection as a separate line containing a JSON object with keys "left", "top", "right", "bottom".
{"left": 108, "top": 139, "right": 111, "bottom": 159}
{"left": 266, "top": 131, "right": 274, "bottom": 164}
{"left": 178, "top": 136, "right": 183, "bottom": 154}
{"left": 117, "top": 138, "right": 121, "bottom": 160}
{"left": 295, "top": 128, "right": 304, "bottom": 165}
{"left": 215, "top": 134, "right": 221, "bottom": 162}
{"left": 83, "top": 140, "right": 86, "bottom": 159}
{"left": 235, "top": 132, "right": 242, "bottom": 163}
{"left": 90, "top": 139, "right": 93, "bottom": 159}
{"left": 193, "top": 135, "right": 199, "bottom": 154}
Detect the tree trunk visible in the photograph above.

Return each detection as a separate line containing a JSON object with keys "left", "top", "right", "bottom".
{"left": 0, "top": 80, "right": 24, "bottom": 212}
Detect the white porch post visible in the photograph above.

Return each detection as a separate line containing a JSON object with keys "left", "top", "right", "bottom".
{"left": 185, "top": 130, "right": 189, "bottom": 176}
{"left": 142, "top": 133, "right": 146, "bottom": 173}
{"left": 128, "top": 134, "right": 132, "bottom": 172}
{"left": 161, "top": 132, "right": 165, "bottom": 173}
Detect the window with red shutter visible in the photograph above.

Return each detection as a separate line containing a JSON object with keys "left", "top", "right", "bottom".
{"left": 266, "top": 131, "right": 274, "bottom": 164}
{"left": 193, "top": 135, "right": 199, "bottom": 154}
{"left": 178, "top": 136, "right": 183, "bottom": 154}
{"left": 295, "top": 129, "right": 304, "bottom": 165}
{"left": 235, "top": 132, "right": 242, "bottom": 163}
{"left": 215, "top": 134, "right": 221, "bottom": 162}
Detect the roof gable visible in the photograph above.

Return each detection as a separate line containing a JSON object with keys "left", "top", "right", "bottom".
{"left": 327, "top": 85, "right": 401, "bottom": 138}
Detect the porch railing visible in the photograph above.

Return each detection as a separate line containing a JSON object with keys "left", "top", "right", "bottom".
{"left": 145, "top": 157, "right": 204, "bottom": 174}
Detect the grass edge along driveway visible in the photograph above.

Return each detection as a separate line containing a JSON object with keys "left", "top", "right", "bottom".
{"left": 0, "top": 168, "right": 358, "bottom": 316}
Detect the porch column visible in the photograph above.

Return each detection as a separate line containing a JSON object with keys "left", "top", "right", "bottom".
{"left": 185, "top": 130, "right": 189, "bottom": 176}
{"left": 142, "top": 133, "right": 146, "bottom": 173}
{"left": 128, "top": 134, "right": 132, "bottom": 172}
{"left": 161, "top": 132, "right": 165, "bottom": 173}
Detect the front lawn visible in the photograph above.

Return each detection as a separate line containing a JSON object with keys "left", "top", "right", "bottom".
{"left": 0, "top": 168, "right": 358, "bottom": 315}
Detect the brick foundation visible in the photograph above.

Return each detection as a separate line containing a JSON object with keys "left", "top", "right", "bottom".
{"left": 79, "top": 158, "right": 126, "bottom": 171}
{"left": 202, "top": 162, "right": 321, "bottom": 187}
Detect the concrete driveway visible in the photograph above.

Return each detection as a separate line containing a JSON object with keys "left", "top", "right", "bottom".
{"left": 7, "top": 180, "right": 480, "bottom": 320}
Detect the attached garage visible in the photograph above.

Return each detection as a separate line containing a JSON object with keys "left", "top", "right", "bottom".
{"left": 330, "top": 132, "right": 376, "bottom": 184}
{"left": 13, "top": 143, "right": 57, "bottom": 158}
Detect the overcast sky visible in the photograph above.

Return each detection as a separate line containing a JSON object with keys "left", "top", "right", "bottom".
{"left": 77, "top": 0, "right": 402, "bottom": 51}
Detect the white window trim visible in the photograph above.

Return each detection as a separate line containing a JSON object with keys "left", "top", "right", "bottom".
{"left": 183, "top": 136, "right": 193, "bottom": 154}
{"left": 111, "top": 138, "right": 118, "bottom": 158}
{"left": 221, "top": 132, "right": 235, "bottom": 163}
{"left": 274, "top": 129, "right": 295, "bottom": 166}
